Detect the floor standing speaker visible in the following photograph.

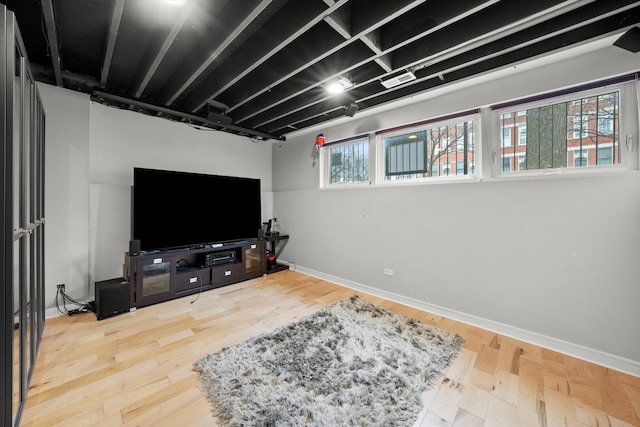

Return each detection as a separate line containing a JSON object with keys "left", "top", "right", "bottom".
{"left": 95, "top": 278, "right": 130, "bottom": 320}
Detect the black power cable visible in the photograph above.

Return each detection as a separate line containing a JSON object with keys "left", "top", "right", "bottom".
{"left": 55, "top": 287, "right": 95, "bottom": 316}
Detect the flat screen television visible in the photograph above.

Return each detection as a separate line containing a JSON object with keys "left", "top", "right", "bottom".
{"left": 132, "top": 167, "right": 261, "bottom": 251}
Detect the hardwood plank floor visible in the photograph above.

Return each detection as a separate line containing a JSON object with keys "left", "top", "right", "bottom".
{"left": 20, "top": 271, "right": 640, "bottom": 426}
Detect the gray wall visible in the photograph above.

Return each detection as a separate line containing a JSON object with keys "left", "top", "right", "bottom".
{"left": 39, "top": 86, "right": 91, "bottom": 308}
{"left": 39, "top": 85, "right": 273, "bottom": 314}
{"left": 272, "top": 40, "right": 640, "bottom": 373}
{"left": 36, "top": 35, "right": 640, "bottom": 374}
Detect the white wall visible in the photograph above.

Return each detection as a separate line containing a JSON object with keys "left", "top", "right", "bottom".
{"left": 38, "top": 85, "right": 91, "bottom": 309}
{"left": 87, "top": 103, "right": 273, "bottom": 286}
{"left": 272, "top": 40, "right": 640, "bottom": 373}
{"left": 39, "top": 87, "right": 273, "bottom": 312}
{"left": 37, "top": 35, "right": 640, "bottom": 374}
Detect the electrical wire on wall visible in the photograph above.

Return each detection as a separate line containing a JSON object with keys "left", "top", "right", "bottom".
{"left": 56, "top": 286, "right": 95, "bottom": 316}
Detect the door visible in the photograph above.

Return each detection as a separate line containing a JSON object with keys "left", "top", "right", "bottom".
{"left": 1, "top": 7, "right": 46, "bottom": 425}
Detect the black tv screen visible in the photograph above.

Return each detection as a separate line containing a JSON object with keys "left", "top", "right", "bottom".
{"left": 133, "top": 167, "right": 261, "bottom": 251}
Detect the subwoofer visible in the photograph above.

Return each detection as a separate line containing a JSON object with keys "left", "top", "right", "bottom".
{"left": 95, "top": 278, "right": 130, "bottom": 320}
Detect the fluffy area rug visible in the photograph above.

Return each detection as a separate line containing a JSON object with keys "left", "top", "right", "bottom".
{"left": 193, "top": 295, "right": 464, "bottom": 426}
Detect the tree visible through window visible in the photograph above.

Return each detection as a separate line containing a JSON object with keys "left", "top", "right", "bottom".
{"left": 499, "top": 91, "right": 619, "bottom": 172}
{"left": 382, "top": 119, "right": 475, "bottom": 181}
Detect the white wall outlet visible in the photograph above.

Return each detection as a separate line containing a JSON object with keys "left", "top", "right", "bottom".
{"left": 383, "top": 268, "right": 394, "bottom": 276}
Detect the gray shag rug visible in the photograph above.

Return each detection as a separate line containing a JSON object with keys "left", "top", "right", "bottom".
{"left": 193, "top": 295, "right": 464, "bottom": 426}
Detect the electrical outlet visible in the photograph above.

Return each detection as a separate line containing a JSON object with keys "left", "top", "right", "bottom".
{"left": 57, "top": 284, "right": 65, "bottom": 292}
{"left": 383, "top": 268, "right": 394, "bottom": 276}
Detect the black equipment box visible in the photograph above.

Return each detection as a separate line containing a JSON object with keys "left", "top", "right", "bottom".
{"left": 198, "top": 250, "right": 237, "bottom": 267}
{"left": 95, "top": 278, "right": 130, "bottom": 320}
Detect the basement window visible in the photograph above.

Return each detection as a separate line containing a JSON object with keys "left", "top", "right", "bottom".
{"left": 376, "top": 114, "right": 477, "bottom": 183}
{"left": 494, "top": 86, "right": 627, "bottom": 174}
{"left": 323, "top": 135, "right": 370, "bottom": 186}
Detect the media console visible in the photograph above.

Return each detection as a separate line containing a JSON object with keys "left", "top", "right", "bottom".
{"left": 125, "top": 240, "right": 266, "bottom": 308}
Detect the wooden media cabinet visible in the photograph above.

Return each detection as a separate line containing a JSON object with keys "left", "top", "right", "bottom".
{"left": 125, "top": 240, "right": 266, "bottom": 308}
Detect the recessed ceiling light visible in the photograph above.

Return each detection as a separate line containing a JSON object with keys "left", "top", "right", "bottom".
{"left": 165, "top": 0, "right": 187, "bottom": 6}
{"left": 326, "top": 77, "right": 354, "bottom": 94}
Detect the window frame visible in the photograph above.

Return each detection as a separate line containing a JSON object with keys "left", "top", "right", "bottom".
{"left": 320, "top": 134, "right": 373, "bottom": 188}
{"left": 374, "top": 113, "right": 480, "bottom": 186}
{"left": 517, "top": 125, "right": 527, "bottom": 146}
{"left": 492, "top": 82, "right": 637, "bottom": 178}
{"left": 319, "top": 78, "right": 638, "bottom": 189}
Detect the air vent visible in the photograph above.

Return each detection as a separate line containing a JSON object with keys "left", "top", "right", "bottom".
{"left": 381, "top": 71, "right": 416, "bottom": 89}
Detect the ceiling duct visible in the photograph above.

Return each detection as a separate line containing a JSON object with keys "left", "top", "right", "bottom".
{"left": 381, "top": 71, "right": 416, "bottom": 89}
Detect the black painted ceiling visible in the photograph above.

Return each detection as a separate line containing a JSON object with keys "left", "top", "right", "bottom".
{"left": 3, "top": 0, "right": 640, "bottom": 140}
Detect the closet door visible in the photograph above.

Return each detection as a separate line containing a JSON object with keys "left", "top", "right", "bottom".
{"left": 13, "top": 23, "right": 31, "bottom": 427}
{"left": 0, "top": 7, "right": 22, "bottom": 425}
{"left": 34, "top": 94, "right": 45, "bottom": 346}
{"left": 1, "top": 7, "right": 46, "bottom": 425}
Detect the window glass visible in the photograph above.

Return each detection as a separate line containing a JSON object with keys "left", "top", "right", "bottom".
{"left": 502, "top": 157, "right": 511, "bottom": 172}
{"left": 498, "top": 91, "right": 619, "bottom": 172}
{"left": 380, "top": 118, "right": 476, "bottom": 182}
{"left": 321, "top": 82, "right": 631, "bottom": 188}
{"left": 501, "top": 127, "right": 511, "bottom": 147}
{"left": 327, "top": 137, "right": 369, "bottom": 184}
{"left": 518, "top": 126, "right": 527, "bottom": 145}
{"left": 597, "top": 146, "right": 614, "bottom": 165}
{"left": 518, "top": 155, "right": 526, "bottom": 171}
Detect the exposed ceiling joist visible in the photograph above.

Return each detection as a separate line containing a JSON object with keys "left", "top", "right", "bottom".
{"left": 232, "top": 0, "right": 499, "bottom": 125}
{"left": 160, "top": 0, "right": 274, "bottom": 106}
{"left": 40, "top": 0, "right": 62, "bottom": 86}
{"left": 190, "top": 0, "right": 351, "bottom": 114}
{"left": 225, "top": 0, "right": 429, "bottom": 116}
{"left": 94, "top": 91, "right": 285, "bottom": 141}
{"left": 237, "top": 0, "right": 628, "bottom": 131}
{"left": 5, "top": 0, "right": 640, "bottom": 140}
{"left": 100, "top": 0, "right": 124, "bottom": 86}
{"left": 131, "top": 0, "right": 196, "bottom": 98}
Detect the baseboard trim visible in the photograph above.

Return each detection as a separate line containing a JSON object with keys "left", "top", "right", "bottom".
{"left": 294, "top": 265, "right": 640, "bottom": 378}
{"left": 45, "top": 307, "right": 63, "bottom": 319}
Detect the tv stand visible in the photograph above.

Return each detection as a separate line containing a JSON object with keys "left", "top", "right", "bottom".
{"left": 125, "top": 240, "right": 266, "bottom": 308}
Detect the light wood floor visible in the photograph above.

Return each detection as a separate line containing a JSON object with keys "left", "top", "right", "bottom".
{"left": 21, "top": 271, "right": 640, "bottom": 426}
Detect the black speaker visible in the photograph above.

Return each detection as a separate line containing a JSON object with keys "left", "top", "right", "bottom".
{"left": 345, "top": 102, "right": 359, "bottom": 117}
{"left": 206, "top": 110, "right": 233, "bottom": 126}
{"left": 129, "top": 239, "right": 141, "bottom": 256}
{"left": 614, "top": 27, "right": 640, "bottom": 53}
{"left": 95, "top": 278, "right": 130, "bottom": 320}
